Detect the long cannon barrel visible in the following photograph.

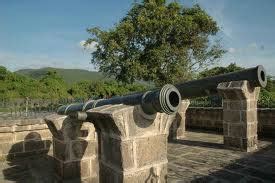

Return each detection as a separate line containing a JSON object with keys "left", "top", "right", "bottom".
{"left": 57, "top": 84, "right": 181, "bottom": 115}
{"left": 175, "top": 65, "right": 267, "bottom": 99}
{"left": 57, "top": 65, "right": 267, "bottom": 116}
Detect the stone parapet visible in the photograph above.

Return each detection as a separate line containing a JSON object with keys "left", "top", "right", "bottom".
{"left": 0, "top": 118, "right": 52, "bottom": 160}
{"left": 169, "top": 100, "right": 190, "bottom": 140}
{"left": 186, "top": 107, "right": 223, "bottom": 131}
{"left": 87, "top": 104, "right": 175, "bottom": 182}
{"left": 45, "top": 114, "right": 99, "bottom": 182}
{"left": 218, "top": 80, "right": 260, "bottom": 152}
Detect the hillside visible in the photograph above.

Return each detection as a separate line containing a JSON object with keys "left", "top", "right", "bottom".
{"left": 15, "top": 67, "right": 111, "bottom": 84}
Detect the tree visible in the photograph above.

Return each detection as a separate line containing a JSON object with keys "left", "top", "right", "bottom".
{"left": 86, "top": 0, "right": 225, "bottom": 86}
{"left": 39, "top": 71, "right": 69, "bottom": 100}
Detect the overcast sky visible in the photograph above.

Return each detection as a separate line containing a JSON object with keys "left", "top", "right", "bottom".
{"left": 0, "top": 0, "right": 274, "bottom": 75}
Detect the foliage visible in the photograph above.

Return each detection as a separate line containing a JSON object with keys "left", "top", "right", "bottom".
{"left": 39, "top": 71, "right": 70, "bottom": 100}
{"left": 16, "top": 67, "right": 109, "bottom": 84}
{"left": 258, "top": 89, "right": 275, "bottom": 108}
{"left": 195, "top": 63, "right": 275, "bottom": 108}
{"left": 0, "top": 66, "right": 148, "bottom": 102}
{"left": 69, "top": 80, "right": 148, "bottom": 99}
{"left": 198, "top": 63, "right": 243, "bottom": 78}
{"left": 86, "top": 0, "right": 225, "bottom": 86}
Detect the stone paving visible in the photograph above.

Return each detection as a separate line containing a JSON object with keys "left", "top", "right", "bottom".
{"left": 0, "top": 130, "right": 274, "bottom": 182}
{"left": 168, "top": 130, "right": 275, "bottom": 183}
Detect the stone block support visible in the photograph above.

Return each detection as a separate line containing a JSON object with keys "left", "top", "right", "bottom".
{"left": 218, "top": 80, "right": 260, "bottom": 152}
{"left": 169, "top": 100, "right": 190, "bottom": 140}
{"left": 45, "top": 115, "right": 99, "bottom": 182}
{"left": 87, "top": 104, "right": 175, "bottom": 183}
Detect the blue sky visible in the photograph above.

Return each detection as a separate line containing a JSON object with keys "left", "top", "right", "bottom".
{"left": 0, "top": 0, "right": 275, "bottom": 75}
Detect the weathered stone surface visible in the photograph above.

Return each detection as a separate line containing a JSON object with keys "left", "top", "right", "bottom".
{"left": 0, "top": 142, "right": 23, "bottom": 155}
{"left": 136, "top": 135, "right": 167, "bottom": 167}
{"left": 242, "top": 136, "right": 258, "bottom": 152}
{"left": 24, "top": 140, "right": 45, "bottom": 152}
{"left": 0, "top": 131, "right": 274, "bottom": 182}
{"left": 91, "top": 157, "right": 99, "bottom": 178}
{"left": 0, "top": 127, "right": 13, "bottom": 133}
{"left": 228, "top": 123, "right": 245, "bottom": 137}
{"left": 62, "top": 161, "right": 81, "bottom": 179}
{"left": 14, "top": 125, "right": 30, "bottom": 132}
{"left": 71, "top": 139, "right": 98, "bottom": 160}
{"left": 45, "top": 115, "right": 98, "bottom": 182}
{"left": 15, "top": 131, "right": 46, "bottom": 141}
{"left": 223, "top": 110, "right": 241, "bottom": 123}
{"left": 53, "top": 138, "right": 69, "bottom": 161}
{"left": 185, "top": 107, "right": 275, "bottom": 138}
{"left": 99, "top": 163, "right": 119, "bottom": 183}
{"left": 0, "top": 132, "right": 14, "bottom": 142}
{"left": 218, "top": 80, "right": 259, "bottom": 152}
{"left": 241, "top": 110, "right": 257, "bottom": 123}
{"left": 169, "top": 100, "right": 190, "bottom": 140}
{"left": 101, "top": 136, "right": 134, "bottom": 170}
{"left": 29, "top": 124, "right": 48, "bottom": 130}
{"left": 123, "top": 164, "right": 168, "bottom": 183}
{"left": 80, "top": 159, "right": 91, "bottom": 178}
{"left": 224, "top": 136, "right": 242, "bottom": 149}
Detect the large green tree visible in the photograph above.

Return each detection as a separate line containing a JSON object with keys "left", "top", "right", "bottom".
{"left": 86, "top": 0, "right": 225, "bottom": 86}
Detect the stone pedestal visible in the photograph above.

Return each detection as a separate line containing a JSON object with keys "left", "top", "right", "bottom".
{"left": 45, "top": 115, "right": 99, "bottom": 182}
{"left": 218, "top": 80, "right": 260, "bottom": 152}
{"left": 87, "top": 104, "right": 175, "bottom": 183}
{"left": 169, "top": 100, "right": 190, "bottom": 140}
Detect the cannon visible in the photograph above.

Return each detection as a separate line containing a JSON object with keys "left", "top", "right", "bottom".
{"left": 57, "top": 65, "right": 267, "bottom": 117}
{"left": 176, "top": 65, "right": 267, "bottom": 99}
{"left": 58, "top": 84, "right": 181, "bottom": 116}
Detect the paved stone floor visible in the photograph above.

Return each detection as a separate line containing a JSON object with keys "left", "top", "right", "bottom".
{"left": 168, "top": 130, "right": 275, "bottom": 183}
{"left": 0, "top": 130, "right": 274, "bottom": 182}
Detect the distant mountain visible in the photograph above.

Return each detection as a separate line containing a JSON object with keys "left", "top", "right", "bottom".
{"left": 15, "top": 67, "right": 111, "bottom": 84}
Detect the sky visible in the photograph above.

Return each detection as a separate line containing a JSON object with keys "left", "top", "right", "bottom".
{"left": 0, "top": 0, "right": 275, "bottom": 75}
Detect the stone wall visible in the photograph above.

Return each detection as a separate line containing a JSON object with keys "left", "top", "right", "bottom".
{"left": 186, "top": 107, "right": 275, "bottom": 137}
{"left": 0, "top": 118, "right": 52, "bottom": 160}
{"left": 0, "top": 106, "right": 274, "bottom": 160}
{"left": 186, "top": 107, "right": 223, "bottom": 131}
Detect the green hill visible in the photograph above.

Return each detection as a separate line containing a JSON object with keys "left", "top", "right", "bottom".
{"left": 15, "top": 67, "right": 111, "bottom": 84}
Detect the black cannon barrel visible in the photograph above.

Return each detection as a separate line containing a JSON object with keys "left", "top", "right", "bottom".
{"left": 175, "top": 65, "right": 267, "bottom": 99}
{"left": 57, "top": 65, "right": 267, "bottom": 116}
{"left": 57, "top": 84, "right": 181, "bottom": 115}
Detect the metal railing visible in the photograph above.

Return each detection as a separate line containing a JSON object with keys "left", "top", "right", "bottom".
{"left": 0, "top": 98, "right": 86, "bottom": 120}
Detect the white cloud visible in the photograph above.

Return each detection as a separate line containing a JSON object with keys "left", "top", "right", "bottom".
{"left": 228, "top": 47, "right": 236, "bottom": 53}
{"left": 79, "top": 40, "right": 98, "bottom": 52}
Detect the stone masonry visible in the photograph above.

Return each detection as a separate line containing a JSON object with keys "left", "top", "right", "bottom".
{"left": 0, "top": 118, "right": 52, "bottom": 160}
{"left": 218, "top": 80, "right": 260, "bottom": 152}
{"left": 45, "top": 114, "right": 99, "bottom": 182}
{"left": 86, "top": 104, "right": 175, "bottom": 183}
{"left": 169, "top": 100, "right": 190, "bottom": 140}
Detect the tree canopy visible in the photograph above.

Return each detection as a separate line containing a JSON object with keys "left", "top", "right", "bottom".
{"left": 198, "top": 63, "right": 243, "bottom": 78}
{"left": 86, "top": 0, "right": 225, "bottom": 86}
{"left": 0, "top": 66, "right": 148, "bottom": 101}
